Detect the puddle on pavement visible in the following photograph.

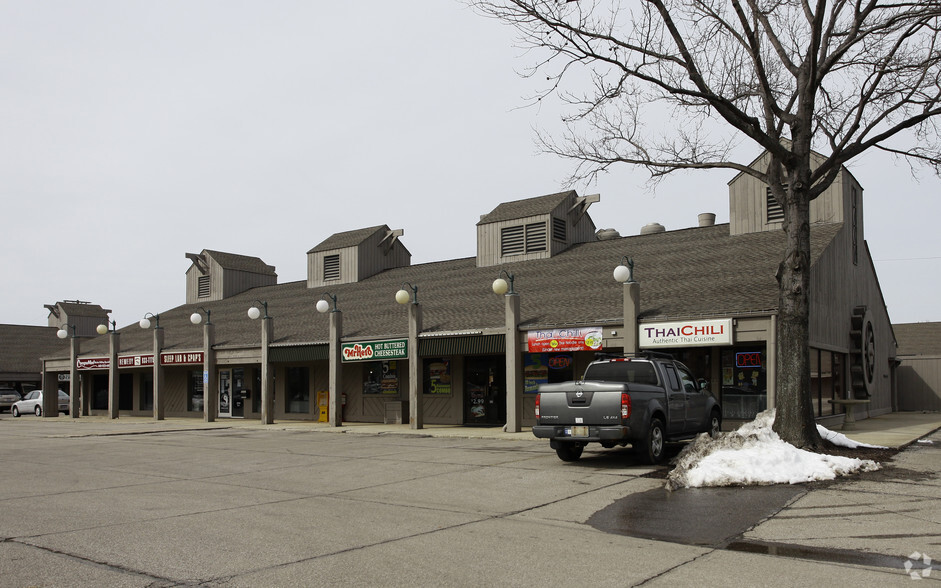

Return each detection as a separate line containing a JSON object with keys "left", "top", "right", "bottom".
{"left": 726, "top": 539, "right": 915, "bottom": 570}
{"left": 588, "top": 484, "right": 806, "bottom": 547}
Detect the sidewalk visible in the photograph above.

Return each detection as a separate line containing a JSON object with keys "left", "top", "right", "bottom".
{"left": 28, "top": 410, "right": 941, "bottom": 448}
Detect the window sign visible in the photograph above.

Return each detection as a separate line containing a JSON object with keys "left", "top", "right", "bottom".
{"left": 363, "top": 361, "right": 399, "bottom": 395}
{"left": 524, "top": 354, "right": 549, "bottom": 393}
{"left": 424, "top": 359, "right": 451, "bottom": 395}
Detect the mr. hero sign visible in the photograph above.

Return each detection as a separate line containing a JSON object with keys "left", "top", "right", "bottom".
{"left": 639, "top": 319, "right": 733, "bottom": 348}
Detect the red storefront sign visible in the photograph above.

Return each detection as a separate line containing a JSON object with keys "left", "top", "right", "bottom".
{"left": 160, "top": 352, "right": 204, "bottom": 365}
{"left": 76, "top": 357, "right": 110, "bottom": 370}
{"left": 526, "top": 328, "right": 603, "bottom": 353}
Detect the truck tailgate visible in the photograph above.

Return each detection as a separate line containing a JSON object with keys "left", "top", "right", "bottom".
{"left": 537, "top": 381, "right": 627, "bottom": 424}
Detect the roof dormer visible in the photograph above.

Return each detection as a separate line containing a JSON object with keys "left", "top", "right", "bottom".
{"left": 185, "top": 250, "right": 277, "bottom": 304}
{"left": 307, "top": 225, "right": 411, "bottom": 288}
{"left": 476, "top": 191, "right": 599, "bottom": 268}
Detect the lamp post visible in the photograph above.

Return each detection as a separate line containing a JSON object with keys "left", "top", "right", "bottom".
{"left": 140, "top": 313, "right": 165, "bottom": 420}
{"left": 614, "top": 256, "right": 640, "bottom": 354}
{"left": 248, "top": 301, "right": 274, "bottom": 424}
{"left": 95, "top": 317, "right": 121, "bottom": 419}
{"left": 191, "top": 307, "right": 216, "bottom": 423}
{"left": 317, "top": 293, "right": 343, "bottom": 427}
{"left": 493, "top": 270, "right": 523, "bottom": 433}
{"left": 54, "top": 324, "right": 77, "bottom": 418}
{"left": 395, "top": 283, "right": 422, "bottom": 429}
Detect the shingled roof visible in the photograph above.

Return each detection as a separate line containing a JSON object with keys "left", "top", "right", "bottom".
{"left": 203, "top": 250, "right": 276, "bottom": 275}
{"left": 65, "top": 222, "right": 843, "bottom": 359}
{"left": 477, "top": 191, "right": 575, "bottom": 224}
{"left": 894, "top": 322, "right": 941, "bottom": 356}
{"left": 0, "top": 325, "right": 70, "bottom": 376}
{"left": 307, "top": 226, "right": 388, "bottom": 253}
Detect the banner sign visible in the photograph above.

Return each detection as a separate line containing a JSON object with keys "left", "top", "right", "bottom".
{"left": 640, "top": 319, "right": 733, "bottom": 348}
{"left": 526, "top": 328, "right": 603, "bottom": 353}
{"left": 118, "top": 355, "right": 154, "bottom": 368}
{"left": 160, "top": 352, "right": 204, "bottom": 365}
{"left": 341, "top": 339, "right": 408, "bottom": 362}
{"left": 76, "top": 357, "right": 110, "bottom": 370}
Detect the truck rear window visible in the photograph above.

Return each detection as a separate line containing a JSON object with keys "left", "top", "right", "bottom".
{"left": 584, "top": 362, "right": 659, "bottom": 385}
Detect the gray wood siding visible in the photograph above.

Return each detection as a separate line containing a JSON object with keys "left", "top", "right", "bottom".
{"left": 186, "top": 256, "right": 277, "bottom": 304}
{"left": 729, "top": 152, "right": 848, "bottom": 236}
{"left": 898, "top": 357, "right": 941, "bottom": 411}
{"left": 307, "top": 238, "right": 410, "bottom": 288}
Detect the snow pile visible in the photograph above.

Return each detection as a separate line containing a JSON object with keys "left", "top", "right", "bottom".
{"left": 816, "top": 424, "right": 887, "bottom": 449}
{"left": 665, "top": 410, "right": 881, "bottom": 490}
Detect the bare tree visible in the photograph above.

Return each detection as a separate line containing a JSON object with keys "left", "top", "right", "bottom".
{"left": 470, "top": 0, "right": 941, "bottom": 448}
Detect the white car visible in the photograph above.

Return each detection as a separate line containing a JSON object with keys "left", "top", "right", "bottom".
{"left": 11, "top": 390, "right": 70, "bottom": 417}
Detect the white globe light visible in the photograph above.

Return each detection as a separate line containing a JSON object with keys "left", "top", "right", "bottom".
{"left": 57, "top": 329, "right": 68, "bottom": 339}
{"left": 492, "top": 278, "right": 508, "bottom": 295}
{"left": 139, "top": 318, "right": 151, "bottom": 329}
{"left": 316, "top": 299, "right": 330, "bottom": 313}
{"left": 613, "top": 264, "right": 632, "bottom": 283}
{"left": 190, "top": 312, "right": 203, "bottom": 325}
{"left": 96, "top": 324, "right": 109, "bottom": 335}
{"left": 395, "top": 289, "right": 411, "bottom": 304}
{"left": 247, "top": 306, "right": 261, "bottom": 320}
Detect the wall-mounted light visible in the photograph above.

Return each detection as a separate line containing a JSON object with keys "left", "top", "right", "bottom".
{"left": 57, "top": 324, "right": 77, "bottom": 339}
{"left": 492, "top": 269, "right": 516, "bottom": 295}
{"left": 96, "top": 319, "right": 116, "bottom": 335}
{"left": 395, "top": 283, "right": 418, "bottom": 305}
{"left": 316, "top": 293, "right": 338, "bottom": 313}
{"left": 139, "top": 313, "right": 160, "bottom": 329}
{"left": 190, "top": 306, "right": 212, "bottom": 325}
{"left": 247, "top": 301, "right": 269, "bottom": 320}
{"left": 613, "top": 256, "right": 636, "bottom": 284}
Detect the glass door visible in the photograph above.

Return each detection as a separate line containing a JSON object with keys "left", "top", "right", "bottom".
{"left": 464, "top": 357, "right": 505, "bottom": 425}
{"left": 219, "top": 370, "right": 231, "bottom": 418}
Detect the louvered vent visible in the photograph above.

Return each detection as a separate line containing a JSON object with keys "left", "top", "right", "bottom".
{"left": 525, "top": 222, "right": 547, "bottom": 252}
{"left": 323, "top": 254, "right": 340, "bottom": 280}
{"left": 766, "top": 187, "right": 785, "bottom": 223}
{"left": 552, "top": 217, "right": 567, "bottom": 242}
{"left": 197, "top": 276, "right": 210, "bottom": 298}
{"left": 501, "top": 226, "right": 524, "bottom": 256}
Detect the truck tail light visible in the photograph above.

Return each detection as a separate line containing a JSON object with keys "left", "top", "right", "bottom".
{"left": 621, "top": 393, "right": 631, "bottom": 419}
{"left": 535, "top": 393, "right": 541, "bottom": 419}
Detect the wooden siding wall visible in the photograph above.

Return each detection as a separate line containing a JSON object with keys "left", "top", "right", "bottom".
{"left": 807, "top": 180, "right": 895, "bottom": 416}
{"left": 898, "top": 357, "right": 941, "bottom": 411}
{"left": 729, "top": 151, "right": 846, "bottom": 236}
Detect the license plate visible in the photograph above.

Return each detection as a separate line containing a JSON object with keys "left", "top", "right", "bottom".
{"left": 571, "top": 426, "right": 589, "bottom": 437}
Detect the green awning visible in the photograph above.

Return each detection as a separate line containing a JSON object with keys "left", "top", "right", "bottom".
{"left": 419, "top": 335, "right": 504, "bottom": 357}
{"left": 269, "top": 344, "right": 329, "bottom": 363}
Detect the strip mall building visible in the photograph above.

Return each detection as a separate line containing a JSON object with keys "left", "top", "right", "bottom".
{"left": 41, "top": 151, "right": 898, "bottom": 431}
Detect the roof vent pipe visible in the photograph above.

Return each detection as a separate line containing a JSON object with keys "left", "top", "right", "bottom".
{"left": 640, "top": 222, "right": 665, "bottom": 235}
{"left": 698, "top": 213, "right": 716, "bottom": 227}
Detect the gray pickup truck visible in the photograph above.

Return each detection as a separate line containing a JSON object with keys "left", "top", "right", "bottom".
{"left": 533, "top": 353, "right": 721, "bottom": 463}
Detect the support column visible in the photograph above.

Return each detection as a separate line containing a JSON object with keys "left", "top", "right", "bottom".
{"left": 328, "top": 310, "right": 343, "bottom": 427}
{"left": 260, "top": 316, "right": 274, "bottom": 424}
{"left": 153, "top": 327, "right": 165, "bottom": 420}
{"left": 504, "top": 292, "right": 522, "bottom": 433}
{"left": 108, "top": 331, "right": 120, "bottom": 419}
{"left": 69, "top": 336, "right": 80, "bottom": 418}
{"left": 623, "top": 281, "right": 640, "bottom": 354}
{"left": 203, "top": 323, "right": 217, "bottom": 423}
{"left": 408, "top": 302, "right": 423, "bottom": 429}
{"left": 42, "top": 363, "right": 59, "bottom": 417}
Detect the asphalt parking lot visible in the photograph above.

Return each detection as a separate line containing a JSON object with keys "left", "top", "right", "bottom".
{"left": 1, "top": 415, "right": 939, "bottom": 587}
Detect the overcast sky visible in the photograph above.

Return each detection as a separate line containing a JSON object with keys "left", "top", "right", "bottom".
{"left": 2, "top": 1, "right": 938, "bottom": 330}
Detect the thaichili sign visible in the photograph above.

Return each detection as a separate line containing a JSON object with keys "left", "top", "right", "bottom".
{"left": 640, "top": 319, "right": 733, "bottom": 348}
{"left": 341, "top": 339, "right": 408, "bottom": 362}
{"left": 526, "top": 328, "right": 603, "bottom": 353}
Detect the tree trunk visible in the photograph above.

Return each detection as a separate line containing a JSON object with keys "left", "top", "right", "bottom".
{"left": 772, "top": 184, "right": 823, "bottom": 449}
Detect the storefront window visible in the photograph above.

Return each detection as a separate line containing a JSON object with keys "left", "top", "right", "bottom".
{"left": 524, "top": 353, "right": 576, "bottom": 392}
{"left": 812, "top": 349, "right": 842, "bottom": 417}
{"left": 720, "top": 347, "right": 767, "bottom": 420}
{"left": 119, "top": 373, "right": 134, "bottom": 411}
{"left": 92, "top": 374, "right": 108, "bottom": 410}
{"left": 139, "top": 373, "right": 153, "bottom": 411}
{"left": 363, "top": 361, "right": 399, "bottom": 395}
{"left": 188, "top": 371, "right": 204, "bottom": 412}
{"left": 285, "top": 367, "right": 309, "bottom": 413}
{"left": 424, "top": 359, "right": 451, "bottom": 395}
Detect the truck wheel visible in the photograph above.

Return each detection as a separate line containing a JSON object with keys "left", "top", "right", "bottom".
{"left": 555, "top": 444, "right": 584, "bottom": 462}
{"left": 638, "top": 418, "right": 665, "bottom": 464}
